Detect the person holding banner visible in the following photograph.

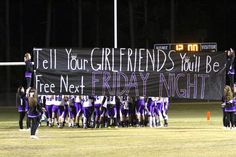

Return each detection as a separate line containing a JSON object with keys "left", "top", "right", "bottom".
{"left": 226, "top": 48, "right": 235, "bottom": 91}
{"left": 24, "top": 53, "right": 34, "bottom": 92}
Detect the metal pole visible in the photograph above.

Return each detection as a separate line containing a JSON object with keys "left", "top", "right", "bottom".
{"left": 0, "top": 62, "right": 34, "bottom": 66}
{"left": 114, "top": 0, "right": 117, "bottom": 48}
{"left": 170, "top": 0, "right": 175, "bottom": 43}
{"left": 6, "top": 0, "right": 10, "bottom": 105}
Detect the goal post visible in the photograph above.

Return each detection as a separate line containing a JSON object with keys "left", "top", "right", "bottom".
{"left": 0, "top": 62, "right": 34, "bottom": 66}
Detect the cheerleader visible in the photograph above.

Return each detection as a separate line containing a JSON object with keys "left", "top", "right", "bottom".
{"left": 16, "top": 85, "right": 29, "bottom": 130}
{"left": 223, "top": 85, "right": 236, "bottom": 129}
{"left": 226, "top": 49, "right": 235, "bottom": 90}
{"left": 24, "top": 53, "right": 33, "bottom": 90}
{"left": 27, "top": 88, "right": 42, "bottom": 139}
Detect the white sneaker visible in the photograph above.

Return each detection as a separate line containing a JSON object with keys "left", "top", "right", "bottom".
{"left": 19, "top": 129, "right": 24, "bottom": 131}
{"left": 30, "top": 135, "right": 39, "bottom": 139}
{"left": 25, "top": 128, "right": 30, "bottom": 132}
{"left": 224, "top": 127, "right": 231, "bottom": 130}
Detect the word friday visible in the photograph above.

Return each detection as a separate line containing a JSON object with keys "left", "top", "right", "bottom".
{"left": 35, "top": 71, "right": 208, "bottom": 99}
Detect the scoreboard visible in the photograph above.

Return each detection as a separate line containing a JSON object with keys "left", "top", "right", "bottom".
{"left": 154, "top": 42, "right": 217, "bottom": 52}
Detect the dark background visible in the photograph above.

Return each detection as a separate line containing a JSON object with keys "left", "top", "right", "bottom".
{"left": 0, "top": 0, "right": 235, "bottom": 105}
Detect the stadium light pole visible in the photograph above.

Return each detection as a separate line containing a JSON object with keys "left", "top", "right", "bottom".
{"left": 114, "top": 0, "right": 117, "bottom": 48}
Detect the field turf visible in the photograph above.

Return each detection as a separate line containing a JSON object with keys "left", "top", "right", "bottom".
{"left": 1, "top": 102, "right": 236, "bottom": 157}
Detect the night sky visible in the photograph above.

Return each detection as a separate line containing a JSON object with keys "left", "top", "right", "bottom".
{"left": 0, "top": 0, "right": 236, "bottom": 94}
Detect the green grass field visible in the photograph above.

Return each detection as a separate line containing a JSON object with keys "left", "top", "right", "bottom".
{"left": 1, "top": 102, "right": 236, "bottom": 157}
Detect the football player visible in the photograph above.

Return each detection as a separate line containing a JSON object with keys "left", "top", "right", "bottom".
{"left": 136, "top": 96, "right": 146, "bottom": 127}
{"left": 81, "top": 95, "right": 94, "bottom": 128}
{"left": 94, "top": 96, "right": 104, "bottom": 128}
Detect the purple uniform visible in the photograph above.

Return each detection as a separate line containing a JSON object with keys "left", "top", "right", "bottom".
{"left": 24, "top": 60, "right": 33, "bottom": 78}
{"left": 82, "top": 96, "right": 94, "bottom": 119}
{"left": 94, "top": 96, "right": 103, "bottom": 117}
{"left": 225, "top": 99, "right": 236, "bottom": 112}
{"left": 63, "top": 101, "right": 69, "bottom": 119}
{"left": 162, "top": 97, "right": 169, "bottom": 117}
{"left": 136, "top": 96, "right": 145, "bottom": 115}
{"left": 17, "top": 96, "right": 28, "bottom": 112}
{"left": 154, "top": 98, "right": 163, "bottom": 116}
{"left": 68, "top": 96, "right": 76, "bottom": 119}
{"left": 147, "top": 97, "right": 155, "bottom": 116}
{"left": 74, "top": 96, "right": 83, "bottom": 115}
{"left": 45, "top": 96, "right": 54, "bottom": 119}
{"left": 52, "top": 95, "right": 62, "bottom": 114}
{"left": 120, "top": 96, "right": 129, "bottom": 117}
{"left": 107, "top": 96, "right": 117, "bottom": 118}
{"left": 58, "top": 105, "right": 65, "bottom": 117}
{"left": 24, "top": 60, "right": 33, "bottom": 88}
{"left": 81, "top": 96, "right": 94, "bottom": 128}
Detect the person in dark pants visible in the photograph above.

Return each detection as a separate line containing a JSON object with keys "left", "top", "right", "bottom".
{"left": 223, "top": 85, "right": 235, "bottom": 129}
{"left": 226, "top": 48, "right": 235, "bottom": 91}
{"left": 27, "top": 88, "right": 42, "bottom": 139}
{"left": 16, "top": 85, "right": 29, "bottom": 131}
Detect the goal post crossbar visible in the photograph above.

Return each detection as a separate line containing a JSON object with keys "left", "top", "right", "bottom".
{"left": 0, "top": 62, "right": 34, "bottom": 66}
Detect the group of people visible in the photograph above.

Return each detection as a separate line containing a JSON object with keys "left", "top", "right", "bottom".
{"left": 18, "top": 94, "right": 170, "bottom": 130}
{"left": 17, "top": 46, "right": 236, "bottom": 138}
{"left": 17, "top": 52, "right": 170, "bottom": 139}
